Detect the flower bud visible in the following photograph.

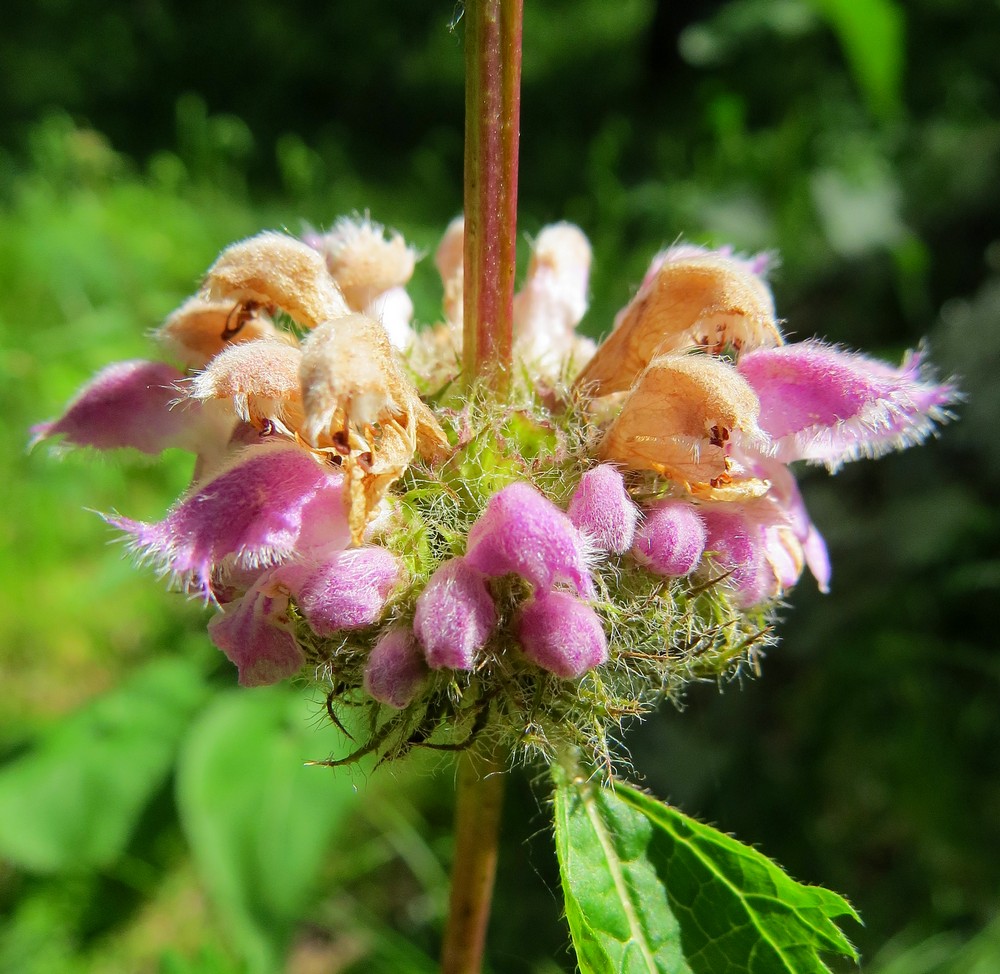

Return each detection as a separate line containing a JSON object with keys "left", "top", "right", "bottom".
{"left": 700, "top": 509, "right": 775, "bottom": 609}
{"left": 567, "top": 465, "right": 640, "bottom": 554}
{"left": 465, "top": 482, "right": 595, "bottom": 597}
{"left": 517, "top": 590, "right": 608, "bottom": 679}
{"left": 363, "top": 627, "right": 428, "bottom": 709}
{"left": 631, "top": 500, "right": 707, "bottom": 576}
{"left": 282, "top": 546, "right": 401, "bottom": 636}
{"left": 414, "top": 558, "right": 497, "bottom": 670}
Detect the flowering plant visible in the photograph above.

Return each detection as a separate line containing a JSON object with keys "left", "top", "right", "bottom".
{"left": 31, "top": 4, "right": 957, "bottom": 972}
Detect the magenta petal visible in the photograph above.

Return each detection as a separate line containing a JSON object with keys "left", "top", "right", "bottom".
{"left": 207, "top": 573, "right": 304, "bottom": 686}
{"left": 363, "top": 627, "right": 428, "bottom": 708}
{"left": 568, "top": 465, "right": 640, "bottom": 555}
{"left": 413, "top": 558, "right": 497, "bottom": 670}
{"left": 30, "top": 360, "right": 205, "bottom": 455}
{"left": 108, "top": 442, "right": 349, "bottom": 596}
{"left": 738, "top": 341, "right": 957, "bottom": 469}
{"left": 517, "top": 590, "right": 608, "bottom": 679}
{"left": 281, "top": 546, "right": 400, "bottom": 636}
{"left": 465, "top": 482, "right": 595, "bottom": 597}
{"left": 631, "top": 500, "right": 707, "bottom": 577}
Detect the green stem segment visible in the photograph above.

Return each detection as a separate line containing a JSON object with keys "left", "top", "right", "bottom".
{"left": 462, "top": 0, "right": 523, "bottom": 393}
{"left": 441, "top": 751, "right": 506, "bottom": 974}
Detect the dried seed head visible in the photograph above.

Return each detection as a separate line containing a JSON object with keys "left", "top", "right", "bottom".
{"left": 205, "top": 231, "right": 349, "bottom": 329}
{"left": 189, "top": 339, "right": 305, "bottom": 430}
{"left": 313, "top": 216, "right": 417, "bottom": 310}
{"left": 577, "top": 253, "right": 782, "bottom": 397}
{"left": 155, "top": 296, "right": 280, "bottom": 369}
{"left": 598, "top": 354, "right": 769, "bottom": 492}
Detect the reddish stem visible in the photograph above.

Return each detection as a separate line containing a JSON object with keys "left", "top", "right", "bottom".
{"left": 440, "top": 750, "right": 506, "bottom": 974}
{"left": 462, "top": 0, "right": 523, "bottom": 393}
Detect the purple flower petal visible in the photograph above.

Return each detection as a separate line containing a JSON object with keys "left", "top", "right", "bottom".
{"left": 465, "top": 482, "right": 595, "bottom": 597}
{"left": 207, "top": 573, "right": 304, "bottom": 686}
{"left": 413, "top": 558, "right": 497, "bottom": 670}
{"left": 363, "top": 627, "right": 428, "bottom": 708}
{"left": 31, "top": 360, "right": 211, "bottom": 455}
{"left": 280, "top": 545, "right": 401, "bottom": 636}
{"left": 567, "top": 465, "right": 640, "bottom": 555}
{"left": 631, "top": 500, "right": 707, "bottom": 577}
{"left": 738, "top": 341, "right": 958, "bottom": 470}
{"left": 108, "top": 442, "right": 349, "bottom": 597}
{"left": 517, "top": 590, "right": 608, "bottom": 679}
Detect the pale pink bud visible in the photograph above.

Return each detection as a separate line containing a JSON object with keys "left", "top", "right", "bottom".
{"left": 465, "top": 482, "right": 595, "bottom": 597}
{"left": 631, "top": 500, "right": 707, "bottom": 576}
{"left": 31, "top": 360, "right": 210, "bottom": 455}
{"left": 108, "top": 443, "right": 349, "bottom": 597}
{"left": 281, "top": 546, "right": 401, "bottom": 636}
{"left": 567, "top": 465, "right": 640, "bottom": 554}
{"left": 517, "top": 591, "right": 608, "bottom": 679}
{"left": 363, "top": 627, "right": 428, "bottom": 709}
{"left": 207, "top": 573, "right": 304, "bottom": 686}
{"left": 413, "top": 557, "right": 497, "bottom": 670}
{"left": 738, "top": 341, "right": 958, "bottom": 471}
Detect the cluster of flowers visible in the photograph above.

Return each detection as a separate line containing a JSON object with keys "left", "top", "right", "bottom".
{"left": 33, "top": 216, "right": 955, "bottom": 757}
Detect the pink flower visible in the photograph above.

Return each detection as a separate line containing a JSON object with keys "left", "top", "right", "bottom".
{"left": 738, "top": 341, "right": 957, "bottom": 471}
{"left": 631, "top": 500, "right": 707, "bottom": 577}
{"left": 465, "top": 482, "right": 595, "bottom": 597}
{"left": 517, "top": 590, "right": 608, "bottom": 679}
{"left": 414, "top": 557, "right": 498, "bottom": 670}
{"left": 567, "top": 465, "right": 640, "bottom": 555}
{"left": 278, "top": 545, "right": 401, "bottom": 636}
{"left": 108, "top": 442, "right": 349, "bottom": 597}
{"left": 30, "top": 360, "right": 226, "bottom": 456}
{"left": 206, "top": 573, "right": 304, "bottom": 687}
{"left": 364, "top": 627, "right": 428, "bottom": 709}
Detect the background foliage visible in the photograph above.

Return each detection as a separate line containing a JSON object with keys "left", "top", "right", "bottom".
{"left": 1, "top": 0, "right": 998, "bottom": 971}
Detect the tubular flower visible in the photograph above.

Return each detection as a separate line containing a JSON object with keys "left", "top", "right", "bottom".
{"left": 34, "top": 221, "right": 957, "bottom": 769}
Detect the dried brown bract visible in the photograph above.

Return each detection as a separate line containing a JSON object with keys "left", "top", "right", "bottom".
{"left": 189, "top": 339, "right": 306, "bottom": 432}
{"left": 598, "top": 353, "right": 769, "bottom": 496}
{"left": 154, "top": 296, "right": 281, "bottom": 369}
{"left": 576, "top": 254, "right": 782, "bottom": 396}
{"left": 204, "top": 231, "right": 349, "bottom": 329}
{"left": 318, "top": 216, "right": 417, "bottom": 310}
{"left": 300, "top": 313, "right": 450, "bottom": 541}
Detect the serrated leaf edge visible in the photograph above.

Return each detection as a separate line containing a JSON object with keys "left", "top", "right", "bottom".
{"left": 616, "top": 783, "right": 859, "bottom": 968}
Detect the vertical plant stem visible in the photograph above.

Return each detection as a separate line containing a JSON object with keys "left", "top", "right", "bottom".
{"left": 462, "top": 0, "right": 523, "bottom": 393}
{"left": 441, "top": 750, "right": 506, "bottom": 974}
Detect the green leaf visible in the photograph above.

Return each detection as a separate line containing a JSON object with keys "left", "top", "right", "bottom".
{"left": 553, "top": 764, "right": 859, "bottom": 974}
{"left": 0, "top": 656, "right": 210, "bottom": 872}
{"left": 175, "top": 685, "right": 358, "bottom": 974}
{"left": 803, "top": 0, "right": 905, "bottom": 119}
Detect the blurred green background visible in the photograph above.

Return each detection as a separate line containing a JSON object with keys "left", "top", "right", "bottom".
{"left": 1, "top": 0, "right": 998, "bottom": 971}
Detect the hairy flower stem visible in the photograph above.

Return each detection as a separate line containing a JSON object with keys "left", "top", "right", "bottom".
{"left": 462, "top": 0, "right": 523, "bottom": 394}
{"left": 441, "top": 750, "right": 507, "bottom": 974}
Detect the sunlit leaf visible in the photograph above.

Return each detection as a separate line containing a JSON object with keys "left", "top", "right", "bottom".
{"left": 0, "top": 657, "right": 210, "bottom": 872}
{"left": 175, "top": 685, "right": 358, "bottom": 974}
{"left": 553, "top": 764, "right": 859, "bottom": 973}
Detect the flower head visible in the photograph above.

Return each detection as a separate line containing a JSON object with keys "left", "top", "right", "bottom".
{"left": 35, "top": 218, "right": 957, "bottom": 770}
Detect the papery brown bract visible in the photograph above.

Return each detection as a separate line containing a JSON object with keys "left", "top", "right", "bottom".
{"left": 204, "top": 231, "right": 349, "bottom": 329}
